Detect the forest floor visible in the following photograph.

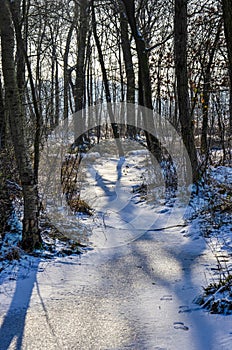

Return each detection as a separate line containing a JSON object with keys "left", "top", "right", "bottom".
{"left": 0, "top": 140, "right": 232, "bottom": 349}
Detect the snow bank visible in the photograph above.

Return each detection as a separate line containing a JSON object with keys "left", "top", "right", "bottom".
{"left": 82, "top": 152, "right": 101, "bottom": 160}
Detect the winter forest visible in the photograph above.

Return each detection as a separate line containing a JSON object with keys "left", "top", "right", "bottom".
{"left": 0, "top": 0, "right": 232, "bottom": 349}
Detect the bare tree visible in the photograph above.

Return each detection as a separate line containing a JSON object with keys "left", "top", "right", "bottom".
{"left": 0, "top": 0, "right": 41, "bottom": 251}
{"left": 222, "top": 0, "right": 232, "bottom": 137}
{"left": 118, "top": 0, "right": 135, "bottom": 105}
{"left": 63, "top": 21, "right": 76, "bottom": 120}
{"left": 92, "top": 0, "right": 124, "bottom": 156}
{"left": 200, "top": 20, "right": 222, "bottom": 154}
{"left": 174, "top": 0, "right": 199, "bottom": 181}
{"left": 122, "top": 0, "right": 166, "bottom": 168}
{"left": 0, "top": 75, "right": 5, "bottom": 150}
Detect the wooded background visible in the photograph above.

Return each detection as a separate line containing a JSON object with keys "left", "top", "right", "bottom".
{"left": 0, "top": 0, "right": 231, "bottom": 250}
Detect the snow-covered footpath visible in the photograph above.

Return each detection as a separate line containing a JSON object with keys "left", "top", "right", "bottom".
{"left": 0, "top": 146, "right": 232, "bottom": 349}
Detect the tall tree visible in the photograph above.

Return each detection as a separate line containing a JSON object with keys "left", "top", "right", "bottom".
{"left": 222, "top": 0, "right": 232, "bottom": 136}
{"left": 74, "top": 0, "right": 89, "bottom": 113}
{"left": 174, "top": 0, "right": 198, "bottom": 182}
{"left": 118, "top": 0, "right": 136, "bottom": 137}
{"left": 92, "top": 0, "right": 124, "bottom": 156}
{"left": 119, "top": 0, "right": 135, "bottom": 105}
{"left": 0, "top": 75, "right": 5, "bottom": 150}
{"left": 200, "top": 20, "right": 222, "bottom": 154}
{"left": 10, "top": 0, "right": 42, "bottom": 182}
{"left": 63, "top": 21, "right": 76, "bottom": 120}
{"left": 122, "top": 0, "right": 163, "bottom": 164}
{"left": 0, "top": 0, "right": 41, "bottom": 251}
{"left": 122, "top": 0, "right": 152, "bottom": 109}
{"left": 74, "top": 0, "right": 89, "bottom": 142}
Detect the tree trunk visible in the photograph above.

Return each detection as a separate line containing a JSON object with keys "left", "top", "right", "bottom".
{"left": 122, "top": 0, "right": 163, "bottom": 163}
{"left": 55, "top": 56, "right": 60, "bottom": 126}
{"left": 200, "top": 21, "right": 222, "bottom": 155}
{"left": 75, "top": 0, "right": 89, "bottom": 113}
{"left": 9, "top": 0, "right": 42, "bottom": 183}
{"left": 63, "top": 22, "right": 75, "bottom": 120}
{"left": 10, "top": 0, "right": 26, "bottom": 96}
{"left": 92, "top": 0, "right": 124, "bottom": 156}
{"left": 86, "top": 32, "right": 93, "bottom": 107}
{"left": 174, "top": 0, "right": 199, "bottom": 182}
{"left": 222, "top": 0, "right": 232, "bottom": 137}
{"left": 0, "top": 0, "right": 41, "bottom": 251}
{"left": 119, "top": 0, "right": 136, "bottom": 137}
{"left": 119, "top": 1, "right": 135, "bottom": 105}
{"left": 74, "top": 0, "right": 89, "bottom": 142}
{"left": 0, "top": 75, "right": 5, "bottom": 150}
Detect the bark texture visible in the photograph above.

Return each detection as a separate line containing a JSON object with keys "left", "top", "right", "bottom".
{"left": 119, "top": 1, "right": 135, "bottom": 105}
{"left": 200, "top": 21, "right": 222, "bottom": 154}
{"left": 92, "top": 0, "right": 124, "bottom": 156}
{"left": 222, "top": 0, "right": 232, "bottom": 136}
{"left": 174, "top": 0, "right": 199, "bottom": 182}
{"left": 122, "top": 0, "right": 163, "bottom": 163}
{"left": 119, "top": 0, "right": 136, "bottom": 137}
{"left": 0, "top": 0, "right": 41, "bottom": 251}
{"left": 0, "top": 75, "right": 5, "bottom": 150}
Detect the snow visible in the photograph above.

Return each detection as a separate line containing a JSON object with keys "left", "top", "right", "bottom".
{"left": 82, "top": 152, "right": 101, "bottom": 160}
{"left": 0, "top": 142, "right": 232, "bottom": 349}
{"left": 210, "top": 166, "right": 232, "bottom": 183}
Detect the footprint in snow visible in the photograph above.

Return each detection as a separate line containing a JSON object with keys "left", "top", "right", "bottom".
{"left": 158, "top": 208, "right": 170, "bottom": 214}
{"left": 178, "top": 305, "right": 191, "bottom": 313}
{"left": 160, "top": 295, "right": 172, "bottom": 301}
{"left": 173, "top": 322, "right": 189, "bottom": 331}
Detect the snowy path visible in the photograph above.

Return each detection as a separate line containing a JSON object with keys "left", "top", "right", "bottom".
{"left": 0, "top": 149, "right": 232, "bottom": 349}
{"left": 1, "top": 231, "right": 232, "bottom": 350}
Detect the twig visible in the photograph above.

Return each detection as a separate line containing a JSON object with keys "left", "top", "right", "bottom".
{"left": 103, "top": 223, "right": 187, "bottom": 231}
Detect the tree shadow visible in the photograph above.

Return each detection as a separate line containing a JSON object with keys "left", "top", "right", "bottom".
{"left": 134, "top": 230, "right": 215, "bottom": 349}
{"left": 0, "top": 156, "right": 219, "bottom": 349}
{"left": 0, "top": 258, "right": 40, "bottom": 350}
{"left": 88, "top": 229, "right": 216, "bottom": 349}
{"left": 88, "top": 156, "right": 126, "bottom": 199}
{"left": 78, "top": 157, "right": 218, "bottom": 348}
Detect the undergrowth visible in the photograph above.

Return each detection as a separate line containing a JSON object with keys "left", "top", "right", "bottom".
{"left": 191, "top": 166, "right": 232, "bottom": 314}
